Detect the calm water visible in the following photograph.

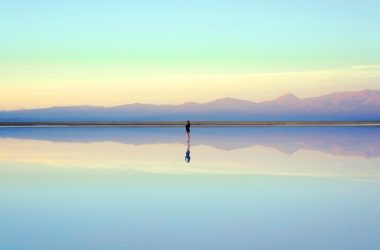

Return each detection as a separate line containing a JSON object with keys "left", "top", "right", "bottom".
{"left": 0, "top": 126, "right": 379, "bottom": 250}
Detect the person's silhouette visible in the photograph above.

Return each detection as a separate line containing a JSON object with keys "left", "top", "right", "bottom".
{"left": 185, "top": 120, "right": 190, "bottom": 142}
{"left": 185, "top": 140, "right": 191, "bottom": 163}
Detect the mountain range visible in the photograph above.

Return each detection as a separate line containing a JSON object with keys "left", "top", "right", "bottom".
{"left": 1, "top": 89, "right": 380, "bottom": 121}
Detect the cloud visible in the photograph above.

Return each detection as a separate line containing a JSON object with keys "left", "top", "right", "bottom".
{"left": 350, "top": 65, "right": 380, "bottom": 71}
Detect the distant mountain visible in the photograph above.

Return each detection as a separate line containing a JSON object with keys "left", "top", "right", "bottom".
{"left": 1, "top": 89, "right": 380, "bottom": 121}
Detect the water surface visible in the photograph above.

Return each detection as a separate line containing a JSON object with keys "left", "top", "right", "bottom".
{"left": 0, "top": 127, "right": 379, "bottom": 249}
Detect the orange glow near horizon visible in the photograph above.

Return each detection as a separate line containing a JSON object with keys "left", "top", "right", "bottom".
{"left": 1, "top": 65, "right": 380, "bottom": 110}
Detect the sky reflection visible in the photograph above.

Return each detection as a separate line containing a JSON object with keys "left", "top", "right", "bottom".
{"left": 0, "top": 127, "right": 379, "bottom": 249}
{"left": 0, "top": 127, "right": 379, "bottom": 180}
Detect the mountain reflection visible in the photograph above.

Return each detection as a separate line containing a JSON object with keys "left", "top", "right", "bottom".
{"left": 0, "top": 126, "right": 379, "bottom": 158}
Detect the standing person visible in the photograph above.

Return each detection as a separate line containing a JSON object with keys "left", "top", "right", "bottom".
{"left": 185, "top": 120, "right": 191, "bottom": 142}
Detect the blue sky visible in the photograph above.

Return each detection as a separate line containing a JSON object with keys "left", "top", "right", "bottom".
{"left": 0, "top": 0, "right": 380, "bottom": 108}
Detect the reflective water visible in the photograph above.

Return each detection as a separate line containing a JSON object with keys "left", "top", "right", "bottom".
{"left": 0, "top": 127, "right": 379, "bottom": 249}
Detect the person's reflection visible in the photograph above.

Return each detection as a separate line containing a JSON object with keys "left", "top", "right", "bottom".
{"left": 185, "top": 140, "right": 191, "bottom": 163}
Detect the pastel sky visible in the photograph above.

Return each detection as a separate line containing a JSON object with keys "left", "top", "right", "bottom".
{"left": 1, "top": 0, "right": 380, "bottom": 109}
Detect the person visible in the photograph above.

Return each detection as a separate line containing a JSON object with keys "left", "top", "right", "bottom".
{"left": 185, "top": 140, "right": 191, "bottom": 163}
{"left": 185, "top": 120, "right": 191, "bottom": 141}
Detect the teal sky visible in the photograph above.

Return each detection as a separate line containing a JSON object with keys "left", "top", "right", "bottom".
{"left": 1, "top": 0, "right": 380, "bottom": 108}
{"left": 2, "top": 0, "right": 380, "bottom": 67}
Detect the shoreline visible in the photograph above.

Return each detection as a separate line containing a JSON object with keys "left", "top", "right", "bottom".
{"left": 0, "top": 121, "right": 380, "bottom": 127}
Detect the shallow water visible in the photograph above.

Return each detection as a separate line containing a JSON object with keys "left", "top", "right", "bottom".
{"left": 0, "top": 127, "right": 379, "bottom": 249}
